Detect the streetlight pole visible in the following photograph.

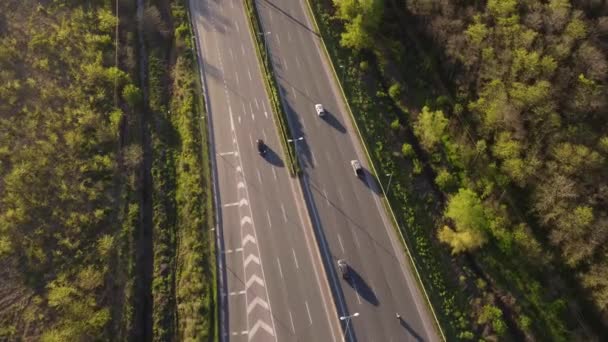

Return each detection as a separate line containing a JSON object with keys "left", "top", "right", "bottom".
{"left": 339, "top": 312, "right": 359, "bottom": 342}
{"left": 385, "top": 173, "right": 393, "bottom": 193}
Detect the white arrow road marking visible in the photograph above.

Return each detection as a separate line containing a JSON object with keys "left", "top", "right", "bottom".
{"left": 247, "top": 297, "right": 269, "bottom": 313}
{"left": 242, "top": 234, "right": 256, "bottom": 246}
{"left": 239, "top": 198, "right": 249, "bottom": 207}
{"left": 237, "top": 181, "right": 245, "bottom": 189}
{"left": 249, "top": 320, "right": 275, "bottom": 337}
{"left": 246, "top": 275, "right": 265, "bottom": 288}
{"left": 244, "top": 254, "right": 260, "bottom": 267}
{"left": 241, "top": 216, "right": 252, "bottom": 226}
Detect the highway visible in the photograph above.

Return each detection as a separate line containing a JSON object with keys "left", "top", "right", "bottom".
{"left": 253, "top": 0, "right": 442, "bottom": 341}
{"left": 189, "top": 0, "right": 341, "bottom": 341}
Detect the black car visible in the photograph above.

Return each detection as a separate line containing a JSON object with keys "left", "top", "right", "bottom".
{"left": 257, "top": 139, "right": 267, "bottom": 156}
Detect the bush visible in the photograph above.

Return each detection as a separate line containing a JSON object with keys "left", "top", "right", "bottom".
{"left": 359, "top": 60, "right": 369, "bottom": 70}
{"left": 401, "top": 143, "right": 414, "bottom": 157}
{"left": 390, "top": 118, "right": 401, "bottom": 131}
{"left": 436, "top": 168, "right": 457, "bottom": 192}
{"left": 389, "top": 82, "right": 403, "bottom": 101}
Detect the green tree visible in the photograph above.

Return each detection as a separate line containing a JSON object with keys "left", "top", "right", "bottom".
{"left": 438, "top": 188, "right": 489, "bottom": 253}
{"left": 413, "top": 106, "right": 448, "bottom": 151}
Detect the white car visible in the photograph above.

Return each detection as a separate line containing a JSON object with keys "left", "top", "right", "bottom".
{"left": 350, "top": 160, "right": 363, "bottom": 176}
{"left": 315, "top": 103, "right": 325, "bottom": 116}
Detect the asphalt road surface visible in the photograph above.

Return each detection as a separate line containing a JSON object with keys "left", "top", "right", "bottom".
{"left": 253, "top": 0, "right": 442, "bottom": 341}
{"left": 189, "top": 0, "right": 341, "bottom": 341}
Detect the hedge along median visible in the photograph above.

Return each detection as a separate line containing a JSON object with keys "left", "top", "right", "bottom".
{"left": 243, "top": 0, "right": 300, "bottom": 177}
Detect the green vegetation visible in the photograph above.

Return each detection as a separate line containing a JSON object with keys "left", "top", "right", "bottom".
{"left": 244, "top": 0, "right": 300, "bottom": 176}
{"left": 309, "top": 0, "right": 607, "bottom": 339}
{"left": 143, "top": 1, "right": 214, "bottom": 340}
{"left": 0, "top": 0, "right": 214, "bottom": 340}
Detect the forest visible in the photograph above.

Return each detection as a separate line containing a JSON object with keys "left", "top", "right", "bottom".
{"left": 0, "top": 0, "right": 214, "bottom": 340}
{"left": 310, "top": 0, "right": 607, "bottom": 340}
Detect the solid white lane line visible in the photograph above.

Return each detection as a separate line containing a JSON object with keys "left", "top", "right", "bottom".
{"left": 305, "top": 301, "right": 312, "bottom": 325}
{"left": 281, "top": 204, "right": 287, "bottom": 222}
{"left": 223, "top": 202, "right": 240, "bottom": 207}
{"left": 289, "top": 311, "right": 296, "bottom": 333}
{"left": 218, "top": 151, "right": 235, "bottom": 156}
{"left": 266, "top": 210, "right": 272, "bottom": 228}
{"left": 257, "top": 169, "right": 262, "bottom": 184}
{"left": 276, "top": 258, "right": 284, "bottom": 279}
{"left": 230, "top": 290, "right": 246, "bottom": 295}
{"left": 337, "top": 234, "right": 345, "bottom": 253}
{"left": 272, "top": 167, "right": 277, "bottom": 181}
{"left": 292, "top": 249, "right": 299, "bottom": 269}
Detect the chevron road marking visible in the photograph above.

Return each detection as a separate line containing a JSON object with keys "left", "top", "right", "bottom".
{"left": 246, "top": 275, "right": 265, "bottom": 288}
{"left": 241, "top": 216, "right": 253, "bottom": 226}
{"left": 242, "top": 234, "right": 256, "bottom": 246}
{"left": 244, "top": 254, "right": 260, "bottom": 267}
{"left": 249, "top": 320, "right": 275, "bottom": 338}
{"left": 247, "top": 297, "right": 269, "bottom": 314}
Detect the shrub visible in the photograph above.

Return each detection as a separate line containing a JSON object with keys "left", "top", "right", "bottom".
{"left": 359, "top": 60, "right": 369, "bottom": 70}
{"left": 390, "top": 118, "right": 401, "bottom": 131}
{"left": 436, "top": 169, "right": 457, "bottom": 192}
{"left": 401, "top": 143, "right": 414, "bottom": 157}
{"left": 389, "top": 82, "right": 403, "bottom": 101}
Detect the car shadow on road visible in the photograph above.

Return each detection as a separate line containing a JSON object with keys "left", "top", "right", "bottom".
{"left": 360, "top": 168, "right": 381, "bottom": 195}
{"left": 398, "top": 318, "right": 425, "bottom": 342}
{"left": 321, "top": 110, "right": 346, "bottom": 133}
{"left": 262, "top": 147, "right": 284, "bottom": 167}
{"left": 344, "top": 267, "right": 379, "bottom": 306}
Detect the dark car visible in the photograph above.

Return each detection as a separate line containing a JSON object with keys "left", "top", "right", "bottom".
{"left": 257, "top": 139, "right": 267, "bottom": 156}
{"left": 337, "top": 259, "right": 349, "bottom": 280}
